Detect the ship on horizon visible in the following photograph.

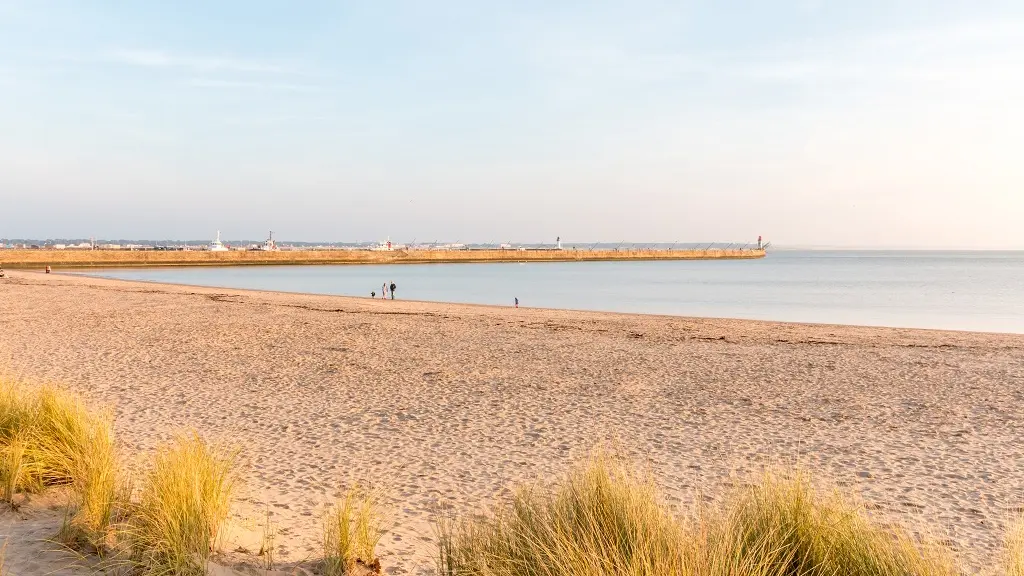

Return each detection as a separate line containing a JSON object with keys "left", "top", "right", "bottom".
{"left": 208, "top": 231, "right": 228, "bottom": 252}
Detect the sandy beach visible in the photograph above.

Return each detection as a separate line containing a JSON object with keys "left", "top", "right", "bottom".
{"left": 1, "top": 270, "right": 1022, "bottom": 574}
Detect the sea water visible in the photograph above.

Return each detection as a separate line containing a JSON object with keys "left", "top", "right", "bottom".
{"left": 83, "top": 251, "right": 1024, "bottom": 334}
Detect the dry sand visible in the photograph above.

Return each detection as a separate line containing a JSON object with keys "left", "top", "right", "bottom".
{"left": 1, "top": 270, "right": 1022, "bottom": 574}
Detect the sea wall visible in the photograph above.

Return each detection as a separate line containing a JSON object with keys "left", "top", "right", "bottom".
{"left": 0, "top": 248, "right": 765, "bottom": 268}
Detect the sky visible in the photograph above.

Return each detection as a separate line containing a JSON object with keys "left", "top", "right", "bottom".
{"left": 1, "top": 1, "right": 1023, "bottom": 247}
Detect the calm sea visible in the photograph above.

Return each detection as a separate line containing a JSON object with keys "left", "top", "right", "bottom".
{"left": 83, "top": 251, "right": 1024, "bottom": 334}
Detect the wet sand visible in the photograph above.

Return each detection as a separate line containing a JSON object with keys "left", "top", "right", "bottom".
{"left": 1, "top": 270, "right": 1022, "bottom": 573}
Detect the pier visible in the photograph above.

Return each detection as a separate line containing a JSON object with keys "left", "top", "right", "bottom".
{"left": 0, "top": 247, "right": 765, "bottom": 268}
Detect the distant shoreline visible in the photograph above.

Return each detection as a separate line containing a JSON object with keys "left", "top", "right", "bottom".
{"left": 0, "top": 247, "right": 765, "bottom": 269}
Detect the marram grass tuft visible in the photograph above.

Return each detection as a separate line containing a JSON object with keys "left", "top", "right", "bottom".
{"left": 0, "top": 378, "right": 121, "bottom": 547}
{"left": 438, "top": 452, "right": 689, "bottom": 576}
{"left": 323, "top": 485, "right": 385, "bottom": 575}
{"left": 124, "top": 432, "right": 238, "bottom": 575}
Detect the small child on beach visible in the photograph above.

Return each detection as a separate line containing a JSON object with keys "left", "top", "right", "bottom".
{"left": 371, "top": 291, "right": 375, "bottom": 298}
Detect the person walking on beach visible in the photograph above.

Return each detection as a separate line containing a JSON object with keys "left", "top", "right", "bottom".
{"left": 389, "top": 281, "right": 396, "bottom": 300}
{"left": 382, "top": 283, "right": 387, "bottom": 299}
{"left": 514, "top": 297, "right": 518, "bottom": 308}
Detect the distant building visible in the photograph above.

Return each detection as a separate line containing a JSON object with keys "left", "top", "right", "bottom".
{"left": 251, "top": 231, "right": 278, "bottom": 251}
{"left": 371, "top": 237, "right": 406, "bottom": 251}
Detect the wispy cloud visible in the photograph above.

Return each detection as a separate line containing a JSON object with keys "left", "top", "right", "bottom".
{"left": 727, "top": 18, "right": 1024, "bottom": 85}
{"left": 186, "top": 78, "right": 323, "bottom": 92}
{"left": 533, "top": 16, "right": 1024, "bottom": 93}
{"left": 222, "top": 114, "right": 335, "bottom": 126}
{"left": 106, "top": 49, "right": 298, "bottom": 74}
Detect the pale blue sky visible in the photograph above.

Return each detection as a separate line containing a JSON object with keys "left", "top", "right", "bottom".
{"left": 2, "top": 1, "right": 1022, "bottom": 247}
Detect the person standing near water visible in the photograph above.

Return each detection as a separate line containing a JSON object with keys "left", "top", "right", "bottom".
{"left": 381, "top": 282, "right": 387, "bottom": 299}
{"left": 389, "top": 281, "right": 397, "bottom": 300}
{"left": 514, "top": 297, "right": 518, "bottom": 308}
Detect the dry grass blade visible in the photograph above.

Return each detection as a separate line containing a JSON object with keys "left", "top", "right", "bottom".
{"left": 0, "top": 434, "right": 29, "bottom": 505}
{"left": 260, "top": 506, "right": 277, "bottom": 570}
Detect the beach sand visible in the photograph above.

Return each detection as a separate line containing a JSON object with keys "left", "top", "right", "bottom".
{"left": 1, "top": 270, "right": 1022, "bottom": 574}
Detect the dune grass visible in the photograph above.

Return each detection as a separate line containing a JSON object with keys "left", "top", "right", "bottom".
{"left": 437, "top": 453, "right": 689, "bottom": 576}
{"left": 437, "top": 455, "right": 960, "bottom": 576}
{"left": 698, "top": 470, "right": 958, "bottom": 576}
{"left": 1007, "top": 516, "right": 1024, "bottom": 576}
{"left": 125, "top": 433, "right": 238, "bottom": 575}
{"left": 0, "top": 379, "right": 242, "bottom": 572}
{"left": 323, "top": 486, "right": 385, "bottom": 575}
{"left": 0, "top": 379, "right": 120, "bottom": 548}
